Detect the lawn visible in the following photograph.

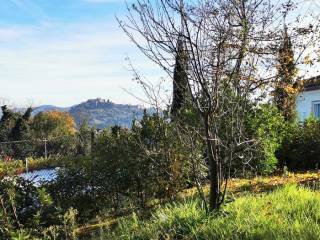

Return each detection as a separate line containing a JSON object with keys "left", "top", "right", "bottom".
{"left": 75, "top": 172, "right": 320, "bottom": 239}
{"left": 100, "top": 185, "right": 320, "bottom": 240}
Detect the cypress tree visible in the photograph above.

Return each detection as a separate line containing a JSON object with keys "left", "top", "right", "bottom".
{"left": 10, "top": 107, "right": 33, "bottom": 159}
{"left": 273, "top": 25, "right": 299, "bottom": 122}
{"left": 0, "top": 106, "right": 19, "bottom": 138}
{"left": 0, "top": 106, "right": 20, "bottom": 157}
{"left": 77, "top": 121, "right": 92, "bottom": 155}
{"left": 171, "top": 35, "right": 189, "bottom": 118}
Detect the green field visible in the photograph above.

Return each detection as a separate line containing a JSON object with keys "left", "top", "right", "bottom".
{"left": 63, "top": 172, "right": 320, "bottom": 239}
{"left": 98, "top": 184, "right": 320, "bottom": 240}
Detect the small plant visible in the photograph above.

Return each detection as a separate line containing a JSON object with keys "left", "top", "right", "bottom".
{"left": 63, "top": 208, "right": 78, "bottom": 240}
{"left": 0, "top": 176, "right": 64, "bottom": 239}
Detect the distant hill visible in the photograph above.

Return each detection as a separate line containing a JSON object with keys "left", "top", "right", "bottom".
{"left": 32, "top": 98, "right": 152, "bottom": 129}
{"left": 32, "top": 105, "right": 70, "bottom": 116}
{"left": 69, "top": 98, "right": 150, "bottom": 129}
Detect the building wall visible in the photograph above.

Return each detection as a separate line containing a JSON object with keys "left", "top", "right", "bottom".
{"left": 296, "top": 89, "right": 320, "bottom": 121}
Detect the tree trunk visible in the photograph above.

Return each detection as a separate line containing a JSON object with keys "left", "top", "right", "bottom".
{"left": 204, "top": 120, "right": 221, "bottom": 212}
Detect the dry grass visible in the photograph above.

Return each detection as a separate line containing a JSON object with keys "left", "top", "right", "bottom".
{"left": 179, "top": 171, "right": 320, "bottom": 199}
{"left": 75, "top": 218, "right": 119, "bottom": 237}
{"left": 228, "top": 171, "right": 320, "bottom": 192}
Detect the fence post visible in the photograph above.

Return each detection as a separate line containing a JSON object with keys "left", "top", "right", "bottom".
{"left": 25, "top": 158, "right": 28, "bottom": 173}
{"left": 44, "top": 138, "right": 48, "bottom": 159}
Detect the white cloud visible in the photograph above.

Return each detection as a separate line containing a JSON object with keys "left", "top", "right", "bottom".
{"left": 0, "top": 20, "right": 165, "bottom": 107}
{"left": 0, "top": 26, "right": 36, "bottom": 42}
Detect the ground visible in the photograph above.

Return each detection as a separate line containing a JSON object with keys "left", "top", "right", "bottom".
{"left": 75, "top": 171, "right": 320, "bottom": 238}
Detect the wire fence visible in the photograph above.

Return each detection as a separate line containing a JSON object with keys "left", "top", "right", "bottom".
{"left": 0, "top": 134, "right": 94, "bottom": 188}
{"left": 0, "top": 138, "right": 50, "bottom": 159}
{"left": 0, "top": 133, "right": 91, "bottom": 160}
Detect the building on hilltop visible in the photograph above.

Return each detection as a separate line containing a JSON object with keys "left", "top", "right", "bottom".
{"left": 84, "top": 98, "right": 112, "bottom": 109}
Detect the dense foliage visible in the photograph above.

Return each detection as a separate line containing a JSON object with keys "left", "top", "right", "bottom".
{"left": 0, "top": 177, "right": 67, "bottom": 239}
{"left": 277, "top": 117, "right": 320, "bottom": 171}
{"left": 246, "top": 104, "right": 288, "bottom": 174}
{"left": 0, "top": 106, "right": 31, "bottom": 159}
{"left": 47, "top": 112, "right": 191, "bottom": 220}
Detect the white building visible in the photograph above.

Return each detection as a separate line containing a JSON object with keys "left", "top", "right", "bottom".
{"left": 296, "top": 76, "right": 320, "bottom": 121}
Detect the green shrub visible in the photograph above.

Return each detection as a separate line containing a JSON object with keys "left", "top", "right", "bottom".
{"left": 245, "top": 104, "right": 287, "bottom": 174}
{"left": 0, "top": 177, "right": 63, "bottom": 239}
{"left": 48, "top": 113, "right": 191, "bottom": 221}
{"left": 277, "top": 116, "right": 320, "bottom": 171}
{"left": 45, "top": 158, "right": 99, "bottom": 221}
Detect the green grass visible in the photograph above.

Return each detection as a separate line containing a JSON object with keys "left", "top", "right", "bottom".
{"left": 100, "top": 185, "right": 320, "bottom": 240}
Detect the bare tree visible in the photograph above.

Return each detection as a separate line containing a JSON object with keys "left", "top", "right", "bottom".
{"left": 118, "top": 0, "right": 320, "bottom": 211}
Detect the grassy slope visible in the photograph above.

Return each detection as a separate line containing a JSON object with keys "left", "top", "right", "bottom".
{"left": 77, "top": 172, "right": 320, "bottom": 239}
{"left": 102, "top": 185, "right": 320, "bottom": 240}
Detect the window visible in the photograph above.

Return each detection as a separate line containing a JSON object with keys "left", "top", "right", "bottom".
{"left": 313, "top": 101, "right": 320, "bottom": 118}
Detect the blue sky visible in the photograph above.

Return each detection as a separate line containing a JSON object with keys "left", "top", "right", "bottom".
{"left": 0, "top": 0, "right": 163, "bottom": 107}
{"left": 1, "top": 0, "right": 319, "bottom": 107}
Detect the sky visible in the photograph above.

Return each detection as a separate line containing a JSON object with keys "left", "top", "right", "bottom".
{"left": 0, "top": 0, "right": 164, "bottom": 107}
{"left": 1, "top": 0, "right": 320, "bottom": 107}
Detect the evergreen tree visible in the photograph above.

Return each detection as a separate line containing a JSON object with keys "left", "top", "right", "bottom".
{"left": 76, "top": 121, "right": 92, "bottom": 155}
{"left": 0, "top": 106, "right": 20, "bottom": 157}
{"left": 171, "top": 35, "right": 189, "bottom": 118}
{"left": 0, "top": 106, "right": 19, "bottom": 139}
{"left": 10, "top": 107, "right": 33, "bottom": 159}
{"left": 273, "top": 25, "right": 299, "bottom": 122}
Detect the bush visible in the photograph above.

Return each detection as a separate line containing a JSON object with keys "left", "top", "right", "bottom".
{"left": 45, "top": 157, "right": 99, "bottom": 221}
{"left": 277, "top": 116, "right": 320, "bottom": 171}
{"left": 0, "top": 177, "right": 63, "bottom": 239}
{"left": 245, "top": 104, "right": 287, "bottom": 174}
{"left": 48, "top": 113, "right": 190, "bottom": 221}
